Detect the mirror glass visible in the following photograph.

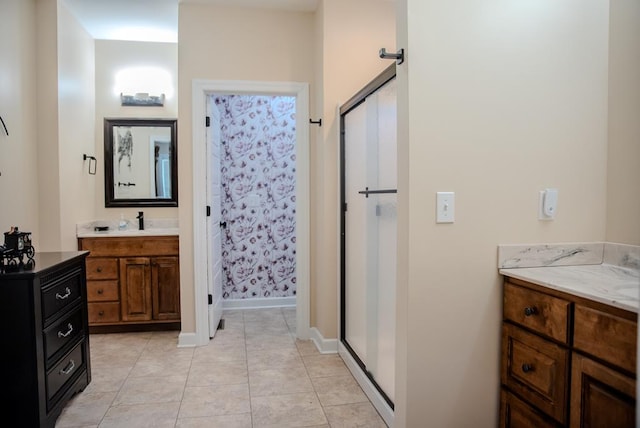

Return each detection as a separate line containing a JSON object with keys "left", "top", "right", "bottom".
{"left": 104, "top": 118, "right": 178, "bottom": 207}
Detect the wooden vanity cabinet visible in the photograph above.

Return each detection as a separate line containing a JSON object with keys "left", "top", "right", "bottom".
{"left": 500, "top": 277, "right": 637, "bottom": 427}
{"left": 78, "top": 236, "right": 180, "bottom": 331}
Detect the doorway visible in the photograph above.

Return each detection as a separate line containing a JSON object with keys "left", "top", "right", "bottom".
{"left": 189, "top": 80, "right": 310, "bottom": 346}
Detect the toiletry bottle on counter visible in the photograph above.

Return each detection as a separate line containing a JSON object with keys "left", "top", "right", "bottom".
{"left": 118, "top": 214, "right": 127, "bottom": 230}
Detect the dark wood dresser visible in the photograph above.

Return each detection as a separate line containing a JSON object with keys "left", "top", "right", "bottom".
{"left": 0, "top": 251, "right": 91, "bottom": 428}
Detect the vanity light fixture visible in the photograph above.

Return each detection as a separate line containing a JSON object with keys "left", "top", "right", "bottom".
{"left": 120, "top": 92, "right": 165, "bottom": 107}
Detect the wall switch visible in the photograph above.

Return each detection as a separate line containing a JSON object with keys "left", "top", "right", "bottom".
{"left": 538, "top": 188, "right": 558, "bottom": 220}
{"left": 436, "top": 192, "right": 455, "bottom": 223}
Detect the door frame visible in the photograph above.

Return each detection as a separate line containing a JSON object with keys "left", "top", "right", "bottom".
{"left": 191, "top": 79, "right": 311, "bottom": 346}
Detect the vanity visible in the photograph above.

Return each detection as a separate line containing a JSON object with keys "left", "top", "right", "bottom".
{"left": 498, "top": 243, "right": 638, "bottom": 427}
{"left": 77, "top": 220, "right": 180, "bottom": 332}
{"left": 0, "top": 251, "right": 91, "bottom": 428}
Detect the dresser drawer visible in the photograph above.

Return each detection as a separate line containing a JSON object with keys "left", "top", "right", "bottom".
{"left": 573, "top": 305, "right": 637, "bottom": 374}
{"left": 504, "top": 282, "right": 570, "bottom": 343}
{"left": 47, "top": 341, "right": 84, "bottom": 402}
{"left": 88, "top": 302, "right": 120, "bottom": 323}
{"left": 86, "top": 258, "right": 118, "bottom": 280}
{"left": 87, "top": 280, "right": 119, "bottom": 302}
{"left": 502, "top": 323, "right": 569, "bottom": 423}
{"left": 41, "top": 271, "right": 82, "bottom": 322}
{"left": 43, "top": 308, "right": 83, "bottom": 362}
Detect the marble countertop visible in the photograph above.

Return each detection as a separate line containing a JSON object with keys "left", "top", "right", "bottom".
{"left": 499, "top": 242, "right": 640, "bottom": 313}
{"left": 76, "top": 218, "right": 179, "bottom": 238}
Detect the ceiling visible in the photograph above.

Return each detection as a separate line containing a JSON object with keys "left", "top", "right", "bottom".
{"left": 64, "top": 0, "right": 319, "bottom": 43}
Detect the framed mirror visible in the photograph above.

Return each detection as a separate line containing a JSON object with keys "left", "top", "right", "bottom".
{"left": 104, "top": 118, "right": 178, "bottom": 207}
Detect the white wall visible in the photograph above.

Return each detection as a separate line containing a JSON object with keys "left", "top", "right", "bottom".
{"left": 0, "top": 0, "right": 39, "bottom": 244}
{"left": 315, "top": 0, "right": 396, "bottom": 338}
{"left": 178, "top": 3, "right": 315, "bottom": 332}
{"left": 397, "top": 0, "right": 609, "bottom": 426}
{"left": 607, "top": 0, "right": 640, "bottom": 245}
{"left": 57, "top": 0, "right": 95, "bottom": 250}
{"left": 94, "top": 40, "right": 178, "bottom": 221}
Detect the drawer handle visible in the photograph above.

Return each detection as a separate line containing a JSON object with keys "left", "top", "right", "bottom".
{"left": 521, "top": 364, "right": 534, "bottom": 373}
{"left": 60, "top": 359, "right": 76, "bottom": 376}
{"left": 97, "top": 267, "right": 103, "bottom": 273}
{"left": 523, "top": 307, "right": 537, "bottom": 316}
{"left": 57, "top": 323, "right": 74, "bottom": 338}
{"left": 55, "top": 287, "right": 72, "bottom": 300}
{"left": 97, "top": 289, "right": 104, "bottom": 294}
{"left": 98, "top": 311, "right": 105, "bottom": 316}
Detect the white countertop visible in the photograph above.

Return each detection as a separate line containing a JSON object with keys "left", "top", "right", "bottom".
{"left": 500, "top": 264, "right": 639, "bottom": 313}
{"left": 498, "top": 242, "right": 640, "bottom": 313}
{"left": 76, "top": 218, "right": 179, "bottom": 238}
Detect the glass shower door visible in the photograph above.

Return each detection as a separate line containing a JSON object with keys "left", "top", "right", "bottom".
{"left": 342, "top": 73, "right": 397, "bottom": 406}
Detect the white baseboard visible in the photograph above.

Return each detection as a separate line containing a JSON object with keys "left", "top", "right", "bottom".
{"left": 177, "top": 332, "right": 197, "bottom": 348}
{"left": 309, "top": 327, "right": 338, "bottom": 354}
{"left": 222, "top": 296, "right": 296, "bottom": 309}
{"left": 339, "top": 342, "right": 394, "bottom": 427}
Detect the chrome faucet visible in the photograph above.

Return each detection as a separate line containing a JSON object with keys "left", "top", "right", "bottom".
{"left": 136, "top": 211, "right": 144, "bottom": 230}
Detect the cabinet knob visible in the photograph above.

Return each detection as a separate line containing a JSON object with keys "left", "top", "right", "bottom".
{"left": 98, "top": 311, "right": 105, "bottom": 316}
{"left": 521, "top": 364, "right": 534, "bottom": 373}
{"left": 97, "top": 289, "right": 104, "bottom": 294}
{"left": 524, "top": 307, "right": 537, "bottom": 316}
{"left": 97, "top": 267, "right": 103, "bottom": 273}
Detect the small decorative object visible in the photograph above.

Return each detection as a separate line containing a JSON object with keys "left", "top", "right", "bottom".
{"left": 1, "top": 226, "right": 35, "bottom": 273}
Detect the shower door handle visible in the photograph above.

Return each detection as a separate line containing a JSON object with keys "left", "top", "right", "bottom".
{"left": 357, "top": 187, "right": 397, "bottom": 198}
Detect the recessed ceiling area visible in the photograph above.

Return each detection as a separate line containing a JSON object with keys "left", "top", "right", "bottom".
{"left": 64, "top": 0, "right": 319, "bottom": 43}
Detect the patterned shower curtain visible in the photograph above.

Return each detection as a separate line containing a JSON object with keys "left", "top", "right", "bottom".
{"left": 214, "top": 95, "right": 297, "bottom": 299}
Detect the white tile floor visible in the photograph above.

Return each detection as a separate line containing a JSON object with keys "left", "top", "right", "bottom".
{"left": 55, "top": 307, "right": 387, "bottom": 427}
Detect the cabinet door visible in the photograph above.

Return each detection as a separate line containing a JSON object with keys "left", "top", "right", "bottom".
{"left": 570, "top": 353, "right": 635, "bottom": 428}
{"left": 120, "top": 257, "right": 152, "bottom": 321}
{"left": 500, "top": 390, "right": 560, "bottom": 428}
{"left": 151, "top": 256, "right": 180, "bottom": 320}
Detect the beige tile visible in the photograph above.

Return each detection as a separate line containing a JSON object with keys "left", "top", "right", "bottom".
{"left": 303, "top": 354, "right": 350, "bottom": 378}
{"left": 311, "top": 375, "right": 368, "bottom": 407}
{"left": 193, "top": 343, "right": 246, "bottom": 364}
{"left": 89, "top": 347, "right": 141, "bottom": 370}
{"left": 323, "top": 402, "right": 387, "bottom": 428}
{"left": 249, "top": 366, "right": 314, "bottom": 396}
{"left": 82, "top": 366, "right": 131, "bottom": 393}
{"left": 129, "top": 350, "right": 194, "bottom": 378}
{"left": 143, "top": 331, "right": 182, "bottom": 351}
{"left": 245, "top": 334, "right": 296, "bottom": 352}
{"left": 187, "top": 360, "right": 248, "bottom": 386}
{"left": 247, "top": 347, "right": 304, "bottom": 372}
{"left": 175, "top": 413, "right": 252, "bottom": 428}
{"left": 251, "top": 392, "right": 327, "bottom": 427}
{"left": 178, "top": 384, "right": 250, "bottom": 418}
{"left": 244, "top": 323, "right": 290, "bottom": 337}
{"left": 99, "top": 402, "right": 180, "bottom": 428}
{"left": 296, "top": 339, "right": 321, "bottom": 356}
{"left": 242, "top": 308, "right": 284, "bottom": 323}
{"left": 54, "top": 391, "right": 116, "bottom": 427}
{"left": 113, "top": 375, "right": 186, "bottom": 405}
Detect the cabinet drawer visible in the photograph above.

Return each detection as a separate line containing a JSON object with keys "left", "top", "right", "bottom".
{"left": 502, "top": 323, "right": 569, "bottom": 423}
{"left": 500, "top": 389, "right": 561, "bottom": 428}
{"left": 86, "top": 258, "right": 118, "bottom": 280}
{"left": 504, "top": 282, "right": 570, "bottom": 343}
{"left": 573, "top": 305, "right": 637, "bottom": 374}
{"left": 88, "top": 302, "right": 120, "bottom": 323}
{"left": 43, "top": 308, "right": 83, "bottom": 362}
{"left": 41, "top": 271, "right": 82, "bottom": 322}
{"left": 87, "top": 280, "right": 119, "bottom": 302}
{"left": 47, "top": 341, "right": 84, "bottom": 401}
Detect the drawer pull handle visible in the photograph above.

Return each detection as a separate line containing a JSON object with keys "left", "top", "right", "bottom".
{"left": 98, "top": 311, "right": 105, "bottom": 316}
{"left": 521, "top": 364, "right": 534, "bottom": 373}
{"left": 55, "top": 287, "right": 72, "bottom": 300}
{"left": 523, "top": 307, "right": 537, "bottom": 316}
{"left": 97, "top": 289, "right": 104, "bottom": 294}
{"left": 60, "top": 359, "right": 76, "bottom": 375}
{"left": 57, "top": 323, "right": 74, "bottom": 338}
{"left": 97, "top": 267, "right": 103, "bottom": 273}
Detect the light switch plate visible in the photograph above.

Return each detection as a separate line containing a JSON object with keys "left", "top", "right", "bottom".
{"left": 436, "top": 192, "right": 455, "bottom": 223}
